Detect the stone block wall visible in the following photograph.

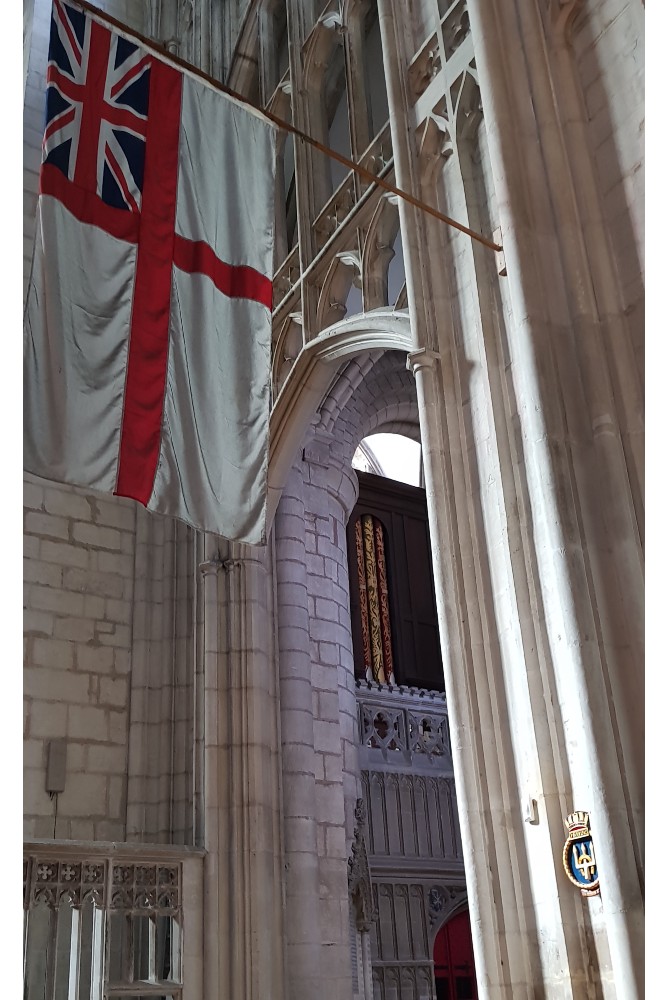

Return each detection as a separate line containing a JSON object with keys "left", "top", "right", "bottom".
{"left": 23, "top": 479, "right": 137, "bottom": 839}
{"left": 23, "top": 0, "right": 148, "bottom": 841}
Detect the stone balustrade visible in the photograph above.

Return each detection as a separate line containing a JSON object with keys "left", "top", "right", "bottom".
{"left": 355, "top": 680, "right": 451, "bottom": 770}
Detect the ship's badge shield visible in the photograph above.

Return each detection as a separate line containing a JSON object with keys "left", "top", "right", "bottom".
{"left": 562, "top": 811, "right": 600, "bottom": 897}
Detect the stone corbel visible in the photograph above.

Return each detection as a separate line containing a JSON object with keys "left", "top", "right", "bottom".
{"left": 320, "top": 10, "right": 344, "bottom": 32}
{"left": 266, "top": 74, "right": 292, "bottom": 121}
{"left": 173, "top": 0, "right": 194, "bottom": 62}
{"left": 336, "top": 250, "right": 363, "bottom": 289}
{"left": 161, "top": 38, "right": 179, "bottom": 56}
{"left": 317, "top": 255, "right": 357, "bottom": 329}
{"left": 303, "top": 3, "right": 344, "bottom": 75}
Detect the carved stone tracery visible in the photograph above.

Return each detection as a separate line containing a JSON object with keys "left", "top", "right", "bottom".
{"left": 30, "top": 859, "right": 106, "bottom": 909}
{"left": 25, "top": 855, "right": 181, "bottom": 914}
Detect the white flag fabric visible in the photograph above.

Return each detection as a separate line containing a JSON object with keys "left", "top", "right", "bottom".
{"left": 24, "top": 0, "right": 276, "bottom": 544}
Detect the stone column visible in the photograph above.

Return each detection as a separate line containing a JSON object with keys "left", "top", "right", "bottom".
{"left": 465, "top": 2, "right": 644, "bottom": 995}
{"left": 377, "top": 1, "right": 521, "bottom": 992}
{"left": 412, "top": 66, "right": 593, "bottom": 999}
{"left": 546, "top": 1, "right": 644, "bottom": 864}
{"left": 303, "top": 438, "right": 361, "bottom": 844}
{"left": 199, "top": 552, "right": 223, "bottom": 1000}
{"left": 301, "top": 437, "right": 360, "bottom": 1000}
{"left": 199, "top": 538, "right": 285, "bottom": 1000}
{"left": 379, "top": 0, "right": 644, "bottom": 992}
{"left": 275, "top": 463, "right": 323, "bottom": 1000}
{"left": 285, "top": 0, "right": 322, "bottom": 335}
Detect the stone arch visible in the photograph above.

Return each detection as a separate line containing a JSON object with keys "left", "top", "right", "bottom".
{"left": 267, "top": 308, "right": 413, "bottom": 525}
{"left": 322, "top": 350, "right": 420, "bottom": 470}
{"left": 428, "top": 891, "right": 470, "bottom": 947}
{"left": 430, "top": 900, "right": 477, "bottom": 999}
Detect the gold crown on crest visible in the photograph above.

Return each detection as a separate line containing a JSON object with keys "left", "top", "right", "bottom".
{"left": 565, "top": 811, "right": 590, "bottom": 837}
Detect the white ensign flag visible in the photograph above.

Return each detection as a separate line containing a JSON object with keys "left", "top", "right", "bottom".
{"left": 24, "top": 0, "right": 276, "bottom": 544}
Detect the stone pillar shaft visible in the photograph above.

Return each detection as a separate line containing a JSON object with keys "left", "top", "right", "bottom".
{"left": 377, "top": 0, "right": 518, "bottom": 992}
{"left": 199, "top": 539, "right": 285, "bottom": 1000}
{"left": 465, "top": 3, "right": 643, "bottom": 996}
{"left": 302, "top": 446, "right": 359, "bottom": 999}
{"left": 200, "top": 552, "right": 223, "bottom": 1000}
{"left": 275, "top": 464, "right": 323, "bottom": 999}
{"left": 378, "top": 0, "right": 644, "bottom": 995}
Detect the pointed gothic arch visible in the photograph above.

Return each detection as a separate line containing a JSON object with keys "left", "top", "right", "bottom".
{"left": 267, "top": 308, "right": 414, "bottom": 525}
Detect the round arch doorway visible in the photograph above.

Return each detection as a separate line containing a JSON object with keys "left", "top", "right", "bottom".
{"left": 433, "top": 908, "right": 478, "bottom": 1000}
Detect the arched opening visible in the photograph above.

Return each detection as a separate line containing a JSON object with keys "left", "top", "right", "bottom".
{"left": 433, "top": 909, "right": 477, "bottom": 1000}
{"left": 273, "top": 347, "right": 465, "bottom": 996}
{"left": 348, "top": 430, "right": 443, "bottom": 691}
{"left": 352, "top": 432, "right": 422, "bottom": 486}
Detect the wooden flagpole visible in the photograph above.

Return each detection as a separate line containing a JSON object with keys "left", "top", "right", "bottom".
{"left": 73, "top": 0, "right": 503, "bottom": 254}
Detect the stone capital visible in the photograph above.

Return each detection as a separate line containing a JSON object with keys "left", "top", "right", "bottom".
{"left": 199, "top": 556, "right": 224, "bottom": 578}
{"left": 199, "top": 555, "right": 240, "bottom": 577}
{"left": 406, "top": 348, "right": 441, "bottom": 375}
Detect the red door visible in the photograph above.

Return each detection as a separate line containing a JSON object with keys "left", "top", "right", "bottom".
{"left": 433, "top": 909, "right": 477, "bottom": 1000}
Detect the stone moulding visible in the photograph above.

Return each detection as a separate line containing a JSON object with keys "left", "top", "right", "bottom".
{"left": 267, "top": 308, "right": 413, "bottom": 527}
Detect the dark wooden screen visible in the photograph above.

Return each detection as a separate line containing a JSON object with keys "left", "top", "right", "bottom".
{"left": 346, "top": 471, "right": 444, "bottom": 691}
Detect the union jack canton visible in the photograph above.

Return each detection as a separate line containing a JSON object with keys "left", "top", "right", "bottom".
{"left": 44, "top": 0, "right": 150, "bottom": 213}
